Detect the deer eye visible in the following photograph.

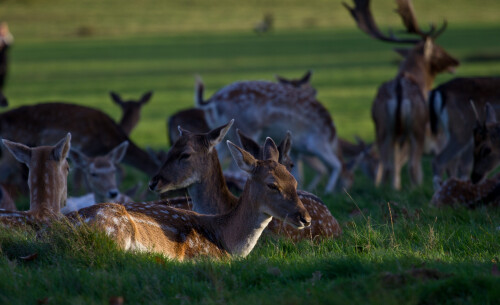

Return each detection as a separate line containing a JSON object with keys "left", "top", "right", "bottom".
{"left": 267, "top": 183, "right": 279, "bottom": 191}
{"left": 179, "top": 153, "right": 191, "bottom": 161}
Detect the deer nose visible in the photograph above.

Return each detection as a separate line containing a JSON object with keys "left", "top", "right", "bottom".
{"left": 108, "top": 190, "right": 119, "bottom": 199}
{"left": 300, "top": 215, "right": 312, "bottom": 228}
{"left": 149, "top": 176, "right": 159, "bottom": 191}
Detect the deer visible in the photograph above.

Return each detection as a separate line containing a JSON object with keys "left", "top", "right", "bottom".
{"left": 429, "top": 77, "right": 500, "bottom": 188}
{"left": 62, "top": 141, "right": 133, "bottom": 214}
{"left": 0, "top": 185, "right": 16, "bottom": 211}
{"left": 70, "top": 138, "right": 311, "bottom": 260}
{"left": 254, "top": 13, "right": 274, "bottom": 34}
{"left": 0, "top": 134, "right": 71, "bottom": 226}
{"left": 149, "top": 121, "right": 341, "bottom": 241}
{"left": 0, "top": 21, "right": 13, "bottom": 106}
{"left": 343, "top": 0, "right": 460, "bottom": 190}
{"left": 110, "top": 91, "right": 153, "bottom": 136}
{"left": 470, "top": 103, "right": 500, "bottom": 184}
{"left": 430, "top": 173, "right": 500, "bottom": 209}
{"left": 195, "top": 72, "right": 349, "bottom": 193}
{"left": 0, "top": 103, "right": 160, "bottom": 193}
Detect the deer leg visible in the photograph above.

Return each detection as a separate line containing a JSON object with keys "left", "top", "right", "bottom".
{"left": 375, "top": 137, "right": 393, "bottom": 187}
{"left": 304, "top": 156, "right": 327, "bottom": 191}
{"left": 432, "top": 136, "right": 466, "bottom": 182}
{"left": 316, "top": 151, "right": 342, "bottom": 194}
{"left": 392, "top": 144, "right": 404, "bottom": 190}
{"left": 408, "top": 137, "right": 424, "bottom": 187}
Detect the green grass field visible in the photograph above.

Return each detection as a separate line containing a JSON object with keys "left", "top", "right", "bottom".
{"left": 1, "top": 0, "right": 500, "bottom": 304}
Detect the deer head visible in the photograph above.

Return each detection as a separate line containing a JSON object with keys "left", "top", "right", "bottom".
{"left": 237, "top": 129, "right": 294, "bottom": 171}
{"left": 2, "top": 133, "right": 71, "bottom": 217}
{"left": 149, "top": 120, "right": 234, "bottom": 193}
{"left": 69, "top": 141, "right": 129, "bottom": 203}
{"left": 343, "top": 0, "right": 459, "bottom": 89}
{"left": 275, "top": 70, "right": 316, "bottom": 96}
{"left": 110, "top": 91, "right": 153, "bottom": 135}
{"left": 471, "top": 103, "right": 500, "bottom": 183}
{"left": 227, "top": 138, "right": 311, "bottom": 229}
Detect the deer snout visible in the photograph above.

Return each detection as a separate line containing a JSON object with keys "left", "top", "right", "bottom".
{"left": 300, "top": 212, "right": 312, "bottom": 228}
{"left": 149, "top": 176, "right": 160, "bottom": 191}
{"left": 108, "top": 190, "right": 119, "bottom": 199}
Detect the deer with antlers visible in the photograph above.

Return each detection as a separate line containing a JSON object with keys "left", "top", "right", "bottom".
{"left": 0, "top": 134, "right": 71, "bottom": 226}
{"left": 70, "top": 138, "right": 311, "bottom": 260}
{"left": 150, "top": 121, "right": 341, "bottom": 240}
{"left": 429, "top": 78, "right": 500, "bottom": 188}
{"left": 344, "top": 0, "right": 459, "bottom": 190}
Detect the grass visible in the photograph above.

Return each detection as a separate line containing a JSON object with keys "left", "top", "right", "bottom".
{"left": 1, "top": 0, "right": 500, "bottom": 304}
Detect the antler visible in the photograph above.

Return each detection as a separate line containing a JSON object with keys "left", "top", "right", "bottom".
{"left": 395, "top": 0, "right": 447, "bottom": 39}
{"left": 343, "top": 0, "right": 447, "bottom": 44}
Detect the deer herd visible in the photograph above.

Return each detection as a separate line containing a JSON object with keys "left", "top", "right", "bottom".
{"left": 0, "top": 0, "right": 498, "bottom": 260}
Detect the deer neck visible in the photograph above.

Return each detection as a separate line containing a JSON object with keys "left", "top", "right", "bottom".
{"left": 398, "top": 54, "right": 434, "bottom": 97}
{"left": 119, "top": 111, "right": 138, "bottom": 136}
{"left": 211, "top": 183, "right": 272, "bottom": 257}
{"left": 187, "top": 151, "right": 237, "bottom": 215}
{"left": 27, "top": 170, "right": 62, "bottom": 218}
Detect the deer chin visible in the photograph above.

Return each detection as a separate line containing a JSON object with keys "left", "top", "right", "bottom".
{"left": 155, "top": 176, "right": 200, "bottom": 194}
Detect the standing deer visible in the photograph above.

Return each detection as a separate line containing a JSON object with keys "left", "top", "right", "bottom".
{"left": 470, "top": 103, "right": 500, "bottom": 184}
{"left": 0, "top": 134, "right": 71, "bottom": 225}
{"left": 0, "top": 21, "right": 13, "bottom": 106}
{"left": 195, "top": 73, "right": 348, "bottom": 193}
{"left": 149, "top": 121, "right": 341, "bottom": 240}
{"left": 71, "top": 139, "right": 311, "bottom": 260}
{"left": 110, "top": 91, "right": 153, "bottom": 136}
{"left": 344, "top": 0, "right": 459, "bottom": 189}
{"left": 430, "top": 77, "right": 500, "bottom": 187}
{"left": 0, "top": 103, "right": 160, "bottom": 185}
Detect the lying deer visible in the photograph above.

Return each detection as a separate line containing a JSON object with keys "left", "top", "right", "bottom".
{"left": 110, "top": 91, "right": 153, "bottom": 136}
{"left": 430, "top": 77, "right": 500, "bottom": 187}
{"left": 195, "top": 72, "right": 348, "bottom": 193}
{"left": 0, "top": 103, "right": 159, "bottom": 182}
{"left": 430, "top": 174, "right": 500, "bottom": 209}
{"left": 470, "top": 103, "right": 500, "bottom": 184}
{"left": 149, "top": 121, "right": 341, "bottom": 240}
{"left": 70, "top": 139, "right": 311, "bottom": 260}
{"left": 0, "top": 134, "right": 71, "bottom": 225}
{"left": 344, "top": 0, "right": 459, "bottom": 190}
{"left": 63, "top": 141, "right": 133, "bottom": 213}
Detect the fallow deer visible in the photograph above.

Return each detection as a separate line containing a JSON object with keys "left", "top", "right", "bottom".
{"left": 0, "top": 134, "right": 71, "bottom": 226}
{"left": 150, "top": 121, "right": 341, "bottom": 240}
{"left": 0, "top": 185, "right": 16, "bottom": 211}
{"left": 430, "top": 174, "right": 500, "bottom": 209}
{"left": 63, "top": 141, "right": 133, "bottom": 214}
{"left": 254, "top": 13, "right": 274, "bottom": 34}
{"left": 71, "top": 139, "right": 311, "bottom": 260}
{"left": 470, "top": 103, "right": 500, "bottom": 184}
{"left": 195, "top": 73, "right": 347, "bottom": 193}
{"left": 110, "top": 91, "right": 153, "bottom": 136}
{"left": 0, "top": 103, "right": 160, "bottom": 184}
{"left": 430, "top": 77, "right": 500, "bottom": 187}
{"left": 344, "top": 0, "right": 460, "bottom": 190}
{"left": 0, "top": 21, "right": 13, "bottom": 104}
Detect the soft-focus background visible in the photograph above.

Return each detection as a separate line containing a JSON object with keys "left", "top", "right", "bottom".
{"left": 1, "top": 0, "right": 499, "bottom": 147}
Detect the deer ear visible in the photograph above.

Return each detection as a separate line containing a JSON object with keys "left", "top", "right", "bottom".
{"left": 177, "top": 125, "right": 193, "bottom": 138}
{"left": 69, "top": 148, "right": 89, "bottom": 169}
{"left": 108, "top": 141, "right": 129, "bottom": 164}
{"left": 227, "top": 140, "right": 257, "bottom": 174}
{"left": 2, "top": 139, "right": 32, "bottom": 165}
{"left": 263, "top": 137, "right": 279, "bottom": 162}
{"left": 207, "top": 119, "right": 234, "bottom": 152}
{"left": 298, "top": 70, "right": 312, "bottom": 85}
{"left": 237, "top": 129, "right": 261, "bottom": 158}
{"left": 52, "top": 133, "right": 71, "bottom": 161}
{"left": 424, "top": 37, "right": 433, "bottom": 61}
{"left": 110, "top": 92, "right": 123, "bottom": 106}
{"left": 277, "top": 131, "right": 292, "bottom": 162}
{"left": 140, "top": 91, "right": 153, "bottom": 104}
{"left": 485, "top": 103, "right": 497, "bottom": 124}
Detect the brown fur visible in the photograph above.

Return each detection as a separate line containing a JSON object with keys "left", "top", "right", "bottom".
{"left": 111, "top": 91, "right": 153, "bottom": 136}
